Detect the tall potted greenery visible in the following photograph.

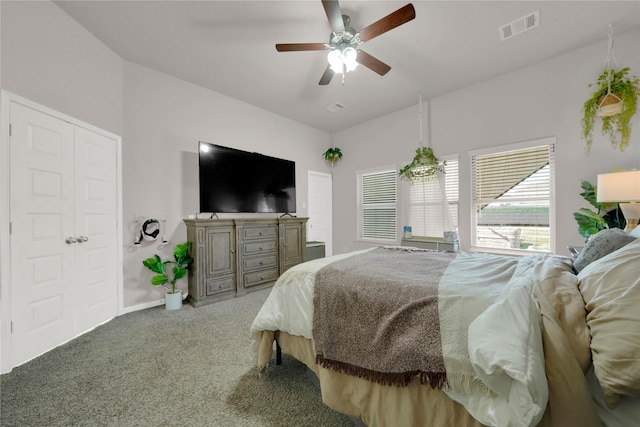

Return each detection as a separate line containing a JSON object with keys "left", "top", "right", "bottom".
{"left": 142, "top": 241, "right": 193, "bottom": 310}
{"left": 573, "top": 180, "right": 625, "bottom": 242}
{"left": 581, "top": 67, "right": 640, "bottom": 153}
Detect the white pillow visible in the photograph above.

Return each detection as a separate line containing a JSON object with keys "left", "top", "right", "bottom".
{"left": 629, "top": 226, "right": 640, "bottom": 239}
{"left": 577, "top": 238, "right": 640, "bottom": 408}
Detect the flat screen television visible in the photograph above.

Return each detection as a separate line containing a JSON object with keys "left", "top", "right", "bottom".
{"left": 198, "top": 141, "right": 296, "bottom": 214}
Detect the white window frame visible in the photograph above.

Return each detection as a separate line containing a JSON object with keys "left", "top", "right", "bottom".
{"left": 469, "top": 137, "right": 556, "bottom": 255}
{"left": 404, "top": 154, "right": 459, "bottom": 239}
{"left": 357, "top": 166, "right": 398, "bottom": 244}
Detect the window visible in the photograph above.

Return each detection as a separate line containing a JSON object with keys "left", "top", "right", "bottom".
{"left": 407, "top": 156, "right": 459, "bottom": 238}
{"left": 470, "top": 138, "right": 555, "bottom": 253}
{"left": 357, "top": 168, "right": 397, "bottom": 242}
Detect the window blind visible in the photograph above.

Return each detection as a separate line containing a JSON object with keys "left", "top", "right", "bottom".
{"left": 471, "top": 141, "right": 555, "bottom": 252}
{"left": 358, "top": 169, "right": 397, "bottom": 241}
{"left": 408, "top": 159, "right": 459, "bottom": 238}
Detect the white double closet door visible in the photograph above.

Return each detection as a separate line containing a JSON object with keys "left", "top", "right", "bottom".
{"left": 9, "top": 101, "right": 119, "bottom": 368}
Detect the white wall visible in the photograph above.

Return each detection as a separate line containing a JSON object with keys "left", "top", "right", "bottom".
{"left": 122, "top": 62, "right": 331, "bottom": 308}
{"left": 0, "top": 0, "right": 124, "bottom": 135}
{"left": 331, "top": 28, "right": 640, "bottom": 256}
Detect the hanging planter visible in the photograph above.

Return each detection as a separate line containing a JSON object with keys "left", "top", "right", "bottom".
{"left": 399, "top": 94, "right": 445, "bottom": 182}
{"left": 581, "top": 67, "right": 639, "bottom": 152}
{"left": 323, "top": 147, "right": 343, "bottom": 163}
{"left": 581, "top": 26, "right": 639, "bottom": 153}
{"left": 398, "top": 147, "right": 444, "bottom": 182}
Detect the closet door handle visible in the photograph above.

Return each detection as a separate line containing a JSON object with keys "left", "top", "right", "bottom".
{"left": 77, "top": 236, "right": 89, "bottom": 243}
{"left": 65, "top": 237, "right": 78, "bottom": 244}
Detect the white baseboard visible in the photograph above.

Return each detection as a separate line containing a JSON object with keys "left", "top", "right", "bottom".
{"left": 121, "top": 299, "right": 164, "bottom": 314}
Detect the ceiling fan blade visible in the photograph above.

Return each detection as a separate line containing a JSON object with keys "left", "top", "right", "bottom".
{"left": 276, "top": 43, "right": 327, "bottom": 52}
{"left": 319, "top": 66, "right": 335, "bottom": 85}
{"left": 358, "top": 3, "right": 416, "bottom": 43}
{"left": 322, "top": 0, "right": 345, "bottom": 33}
{"left": 356, "top": 50, "right": 391, "bottom": 76}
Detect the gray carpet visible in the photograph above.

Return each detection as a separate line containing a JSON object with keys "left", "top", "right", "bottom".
{"left": 0, "top": 288, "right": 354, "bottom": 427}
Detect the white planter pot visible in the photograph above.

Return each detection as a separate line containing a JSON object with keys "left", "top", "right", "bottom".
{"left": 165, "top": 290, "right": 182, "bottom": 311}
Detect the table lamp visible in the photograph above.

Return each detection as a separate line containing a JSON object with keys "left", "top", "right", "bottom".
{"left": 597, "top": 170, "right": 640, "bottom": 233}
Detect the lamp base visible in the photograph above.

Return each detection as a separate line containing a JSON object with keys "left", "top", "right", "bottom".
{"left": 619, "top": 202, "right": 640, "bottom": 233}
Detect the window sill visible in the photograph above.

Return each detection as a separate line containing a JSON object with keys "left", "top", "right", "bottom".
{"left": 469, "top": 246, "right": 550, "bottom": 257}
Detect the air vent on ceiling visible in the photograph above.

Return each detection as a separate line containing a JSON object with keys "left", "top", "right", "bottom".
{"left": 499, "top": 10, "right": 539, "bottom": 41}
{"left": 326, "top": 103, "right": 346, "bottom": 113}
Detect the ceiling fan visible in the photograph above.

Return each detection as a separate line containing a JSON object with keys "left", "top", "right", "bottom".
{"left": 276, "top": 0, "right": 416, "bottom": 85}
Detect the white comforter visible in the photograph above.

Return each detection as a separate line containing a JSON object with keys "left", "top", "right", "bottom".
{"left": 250, "top": 248, "right": 558, "bottom": 427}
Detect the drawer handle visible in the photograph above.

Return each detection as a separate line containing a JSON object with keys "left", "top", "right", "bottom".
{"left": 259, "top": 261, "right": 263, "bottom": 265}
{"left": 260, "top": 276, "right": 264, "bottom": 280}
{"left": 259, "top": 246, "right": 263, "bottom": 250}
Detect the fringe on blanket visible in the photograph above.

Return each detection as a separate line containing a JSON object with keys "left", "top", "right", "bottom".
{"left": 316, "top": 354, "right": 448, "bottom": 389}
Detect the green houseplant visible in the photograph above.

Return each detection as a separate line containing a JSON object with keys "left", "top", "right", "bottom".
{"left": 398, "top": 147, "right": 444, "bottom": 182}
{"left": 322, "top": 147, "right": 343, "bottom": 163}
{"left": 573, "top": 180, "right": 625, "bottom": 242}
{"left": 581, "top": 67, "right": 640, "bottom": 152}
{"left": 142, "top": 241, "right": 193, "bottom": 310}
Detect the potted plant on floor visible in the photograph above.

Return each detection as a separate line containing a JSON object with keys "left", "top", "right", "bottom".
{"left": 581, "top": 67, "right": 640, "bottom": 153}
{"left": 142, "top": 241, "right": 193, "bottom": 310}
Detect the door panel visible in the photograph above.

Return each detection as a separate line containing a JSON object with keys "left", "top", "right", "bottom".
{"left": 74, "top": 127, "right": 118, "bottom": 332}
{"left": 10, "top": 102, "right": 76, "bottom": 366}
{"left": 308, "top": 171, "right": 333, "bottom": 256}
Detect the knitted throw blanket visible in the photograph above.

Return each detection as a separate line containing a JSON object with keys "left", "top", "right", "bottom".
{"left": 312, "top": 247, "right": 457, "bottom": 389}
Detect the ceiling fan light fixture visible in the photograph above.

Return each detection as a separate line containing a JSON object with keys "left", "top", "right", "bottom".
{"left": 328, "top": 49, "right": 343, "bottom": 72}
{"left": 276, "top": 1, "right": 416, "bottom": 85}
{"left": 327, "top": 46, "right": 359, "bottom": 74}
{"left": 343, "top": 47, "right": 358, "bottom": 71}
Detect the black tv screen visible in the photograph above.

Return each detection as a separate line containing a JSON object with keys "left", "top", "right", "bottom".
{"left": 198, "top": 141, "right": 296, "bottom": 214}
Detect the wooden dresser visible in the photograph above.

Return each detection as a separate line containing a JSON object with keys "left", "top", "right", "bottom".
{"left": 184, "top": 217, "right": 308, "bottom": 307}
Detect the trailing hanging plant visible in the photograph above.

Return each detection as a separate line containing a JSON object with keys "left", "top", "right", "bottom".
{"left": 323, "top": 147, "right": 343, "bottom": 163}
{"left": 398, "top": 147, "right": 445, "bottom": 182}
{"left": 572, "top": 180, "right": 625, "bottom": 242}
{"left": 581, "top": 67, "right": 640, "bottom": 152}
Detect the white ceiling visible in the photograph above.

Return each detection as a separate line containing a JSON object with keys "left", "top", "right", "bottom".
{"left": 54, "top": 0, "right": 640, "bottom": 132}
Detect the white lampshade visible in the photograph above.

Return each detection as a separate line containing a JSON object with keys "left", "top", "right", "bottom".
{"left": 597, "top": 170, "right": 640, "bottom": 232}
{"left": 597, "top": 170, "right": 640, "bottom": 202}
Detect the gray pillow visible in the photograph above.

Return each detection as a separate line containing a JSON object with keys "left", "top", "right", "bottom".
{"left": 573, "top": 228, "right": 637, "bottom": 273}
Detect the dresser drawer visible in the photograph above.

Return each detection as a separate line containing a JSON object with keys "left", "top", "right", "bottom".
{"left": 206, "top": 276, "right": 234, "bottom": 296}
{"left": 244, "top": 254, "right": 278, "bottom": 271}
{"left": 243, "top": 268, "right": 279, "bottom": 288}
{"left": 243, "top": 225, "right": 277, "bottom": 240}
{"left": 243, "top": 240, "right": 277, "bottom": 255}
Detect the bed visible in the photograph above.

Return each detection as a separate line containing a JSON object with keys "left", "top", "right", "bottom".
{"left": 250, "top": 231, "right": 640, "bottom": 427}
